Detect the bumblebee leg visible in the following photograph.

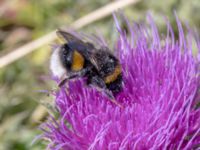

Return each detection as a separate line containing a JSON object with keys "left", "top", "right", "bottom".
{"left": 104, "top": 89, "right": 123, "bottom": 108}
{"left": 87, "top": 76, "right": 123, "bottom": 108}
{"left": 89, "top": 76, "right": 106, "bottom": 88}
{"left": 58, "top": 69, "right": 88, "bottom": 87}
{"left": 104, "top": 89, "right": 115, "bottom": 99}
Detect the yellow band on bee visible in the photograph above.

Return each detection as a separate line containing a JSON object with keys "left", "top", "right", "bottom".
{"left": 104, "top": 64, "right": 121, "bottom": 84}
{"left": 71, "top": 50, "right": 84, "bottom": 71}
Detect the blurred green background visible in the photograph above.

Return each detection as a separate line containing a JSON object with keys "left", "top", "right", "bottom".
{"left": 0, "top": 0, "right": 200, "bottom": 149}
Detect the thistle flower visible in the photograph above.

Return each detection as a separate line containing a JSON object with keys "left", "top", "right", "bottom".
{"left": 41, "top": 14, "right": 200, "bottom": 150}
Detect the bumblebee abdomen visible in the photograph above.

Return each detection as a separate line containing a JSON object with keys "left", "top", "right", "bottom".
{"left": 59, "top": 44, "right": 72, "bottom": 70}
{"left": 71, "top": 50, "right": 85, "bottom": 71}
{"left": 59, "top": 43, "right": 86, "bottom": 72}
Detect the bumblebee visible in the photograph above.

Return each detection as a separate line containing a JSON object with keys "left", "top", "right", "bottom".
{"left": 50, "top": 30, "right": 123, "bottom": 105}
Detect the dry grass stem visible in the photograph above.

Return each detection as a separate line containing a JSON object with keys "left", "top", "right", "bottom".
{"left": 0, "top": 0, "right": 140, "bottom": 68}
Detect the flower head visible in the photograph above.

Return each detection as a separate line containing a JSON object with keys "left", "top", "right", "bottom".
{"left": 41, "top": 14, "right": 200, "bottom": 149}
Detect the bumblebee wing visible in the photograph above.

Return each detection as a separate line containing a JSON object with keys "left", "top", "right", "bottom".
{"left": 57, "top": 29, "right": 93, "bottom": 54}
{"left": 88, "top": 53, "right": 100, "bottom": 70}
{"left": 56, "top": 29, "right": 83, "bottom": 43}
{"left": 56, "top": 30, "right": 111, "bottom": 71}
{"left": 57, "top": 29, "right": 107, "bottom": 50}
